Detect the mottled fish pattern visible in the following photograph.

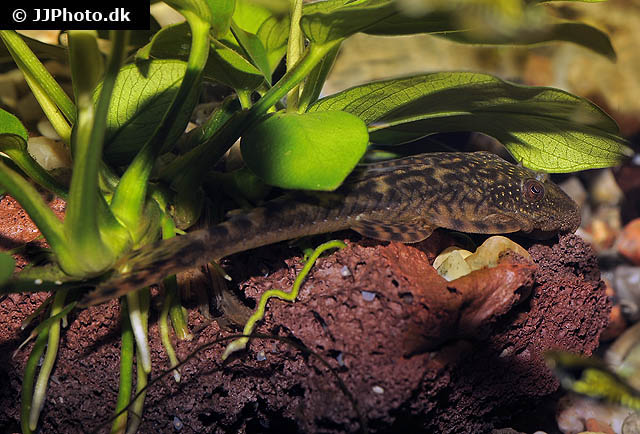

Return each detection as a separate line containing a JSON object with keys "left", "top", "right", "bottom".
{"left": 83, "top": 151, "right": 580, "bottom": 305}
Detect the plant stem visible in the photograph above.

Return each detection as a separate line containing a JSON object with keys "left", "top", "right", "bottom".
{"left": 20, "top": 320, "right": 49, "bottom": 434}
{"left": 2, "top": 148, "right": 68, "bottom": 198}
{"left": 126, "top": 289, "right": 149, "bottom": 434}
{"left": 159, "top": 214, "right": 183, "bottom": 381}
{"left": 111, "top": 299, "right": 134, "bottom": 434}
{"left": 160, "top": 40, "right": 341, "bottom": 186}
{"left": 0, "top": 30, "right": 75, "bottom": 143}
{"left": 247, "top": 40, "right": 342, "bottom": 126}
{"left": 63, "top": 31, "right": 130, "bottom": 275}
{"left": 286, "top": 0, "right": 304, "bottom": 111}
{"left": 110, "top": 22, "right": 209, "bottom": 237}
{"left": 159, "top": 281, "right": 181, "bottom": 382}
{"left": 29, "top": 288, "right": 68, "bottom": 431}
{"left": 126, "top": 290, "right": 151, "bottom": 374}
{"left": 126, "top": 353, "right": 148, "bottom": 434}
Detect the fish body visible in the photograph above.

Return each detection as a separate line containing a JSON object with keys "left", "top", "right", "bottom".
{"left": 85, "top": 151, "right": 580, "bottom": 304}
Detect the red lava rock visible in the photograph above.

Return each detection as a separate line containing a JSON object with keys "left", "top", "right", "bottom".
{"left": 0, "top": 194, "right": 65, "bottom": 268}
{"left": 0, "top": 189, "right": 610, "bottom": 434}
{"left": 617, "top": 218, "right": 640, "bottom": 265}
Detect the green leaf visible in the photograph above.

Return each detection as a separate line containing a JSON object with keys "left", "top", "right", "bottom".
{"left": 309, "top": 72, "right": 632, "bottom": 172}
{"left": 0, "top": 108, "right": 67, "bottom": 197}
{"left": 298, "top": 0, "right": 615, "bottom": 60}
{"left": 241, "top": 111, "right": 368, "bottom": 190}
{"left": 229, "top": 22, "right": 272, "bottom": 81}
{"left": 207, "top": 0, "right": 236, "bottom": 37}
{"left": 98, "top": 59, "right": 198, "bottom": 165}
{"left": 438, "top": 21, "right": 616, "bottom": 61}
{"left": 301, "top": 0, "right": 399, "bottom": 44}
{"left": 0, "top": 252, "right": 15, "bottom": 286}
{"left": 256, "top": 13, "right": 289, "bottom": 71}
{"left": 0, "top": 108, "right": 28, "bottom": 150}
{"left": 138, "top": 23, "right": 264, "bottom": 91}
{"left": 234, "top": 0, "right": 288, "bottom": 71}
{"left": 208, "top": 40, "right": 266, "bottom": 90}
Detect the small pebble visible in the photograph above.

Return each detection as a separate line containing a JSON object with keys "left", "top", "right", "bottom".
{"left": 622, "top": 412, "right": 640, "bottom": 434}
{"left": 588, "top": 169, "right": 624, "bottom": 206}
{"left": 336, "top": 352, "right": 344, "bottom": 367}
{"left": 372, "top": 385, "right": 384, "bottom": 394}
{"left": 256, "top": 351, "right": 266, "bottom": 361}
{"left": 618, "top": 218, "right": 640, "bottom": 265}
{"left": 340, "top": 265, "right": 352, "bottom": 277}
{"left": 614, "top": 265, "right": 640, "bottom": 321}
{"left": 361, "top": 290, "right": 376, "bottom": 301}
{"left": 173, "top": 416, "right": 183, "bottom": 431}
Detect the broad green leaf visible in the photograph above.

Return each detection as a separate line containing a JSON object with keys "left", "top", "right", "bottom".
{"left": 233, "top": 0, "right": 283, "bottom": 33}
{"left": 98, "top": 59, "right": 198, "bottom": 165}
{"left": 438, "top": 21, "right": 616, "bottom": 61}
{"left": 138, "top": 23, "right": 265, "bottom": 90}
{"left": 299, "top": 0, "right": 615, "bottom": 59}
{"left": 0, "top": 252, "right": 15, "bottom": 287}
{"left": 256, "top": 14, "right": 289, "bottom": 71}
{"left": 208, "top": 40, "right": 266, "bottom": 90}
{"left": 241, "top": 111, "right": 368, "bottom": 190}
{"left": 309, "top": 72, "right": 632, "bottom": 172}
{"left": 228, "top": 22, "right": 272, "bottom": 81}
{"left": 234, "top": 0, "right": 289, "bottom": 71}
{"left": 301, "top": 0, "right": 399, "bottom": 44}
{"left": 0, "top": 108, "right": 28, "bottom": 150}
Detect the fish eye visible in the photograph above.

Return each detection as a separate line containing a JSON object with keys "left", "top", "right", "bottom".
{"left": 523, "top": 179, "right": 545, "bottom": 201}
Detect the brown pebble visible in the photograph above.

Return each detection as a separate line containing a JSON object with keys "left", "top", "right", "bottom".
{"left": 618, "top": 218, "right": 640, "bottom": 265}
{"left": 584, "top": 417, "right": 615, "bottom": 434}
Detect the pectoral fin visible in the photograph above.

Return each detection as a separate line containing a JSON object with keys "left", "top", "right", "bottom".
{"left": 351, "top": 216, "right": 436, "bottom": 243}
{"left": 481, "top": 213, "right": 523, "bottom": 233}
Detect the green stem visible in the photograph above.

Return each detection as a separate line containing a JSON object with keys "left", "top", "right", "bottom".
{"left": 159, "top": 214, "right": 182, "bottom": 381}
{"left": 2, "top": 148, "right": 68, "bottom": 198}
{"left": 126, "top": 290, "right": 151, "bottom": 374}
{"left": 248, "top": 41, "right": 342, "bottom": 125}
{"left": 63, "top": 31, "right": 129, "bottom": 275}
{"left": 21, "top": 321, "right": 49, "bottom": 434}
{"left": 29, "top": 288, "right": 68, "bottom": 431}
{"left": 159, "top": 282, "right": 181, "bottom": 382}
{"left": 126, "top": 352, "right": 148, "bottom": 434}
{"left": 285, "top": 0, "right": 304, "bottom": 111}
{"left": 111, "top": 299, "right": 134, "bottom": 434}
{"left": 110, "top": 23, "right": 209, "bottom": 236}
{"left": 0, "top": 160, "right": 70, "bottom": 264}
{"left": 0, "top": 30, "right": 75, "bottom": 143}
{"left": 237, "top": 90, "right": 252, "bottom": 110}
{"left": 160, "top": 41, "right": 341, "bottom": 186}
{"left": 126, "top": 289, "right": 149, "bottom": 434}
{"left": 222, "top": 240, "right": 345, "bottom": 359}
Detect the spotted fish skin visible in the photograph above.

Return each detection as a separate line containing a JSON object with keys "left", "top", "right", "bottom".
{"left": 85, "top": 151, "right": 580, "bottom": 304}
